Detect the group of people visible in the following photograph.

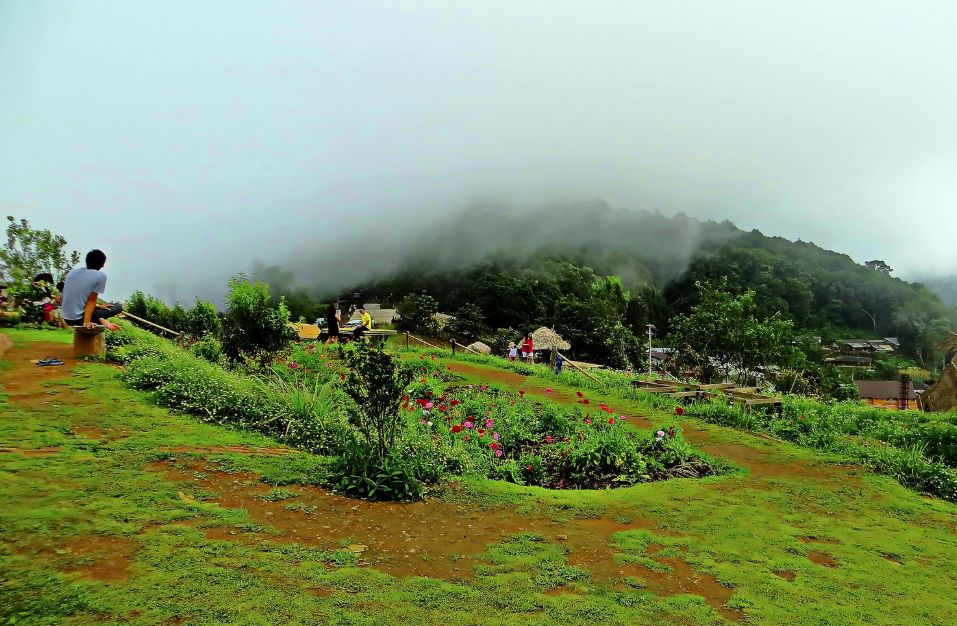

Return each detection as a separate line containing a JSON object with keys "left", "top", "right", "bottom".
{"left": 4, "top": 249, "right": 124, "bottom": 332}
{"left": 507, "top": 333, "right": 536, "bottom": 363}
{"left": 506, "top": 332, "right": 565, "bottom": 374}
{"left": 319, "top": 302, "right": 372, "bottom": 344}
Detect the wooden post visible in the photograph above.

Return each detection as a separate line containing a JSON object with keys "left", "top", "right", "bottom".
{"left": 73, "top": 326, "right": 106, "bottom": 360}
{"left": 405, "top": 332, "right": 410, "bottom": 350}
{"left": 557, "top": 351, "right": 603, "bottom": 385}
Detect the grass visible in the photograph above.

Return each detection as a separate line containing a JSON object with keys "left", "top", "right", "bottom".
{"left": 3, "top": 329, "right": 957, "bottom": 625}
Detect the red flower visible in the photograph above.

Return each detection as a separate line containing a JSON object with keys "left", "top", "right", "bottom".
{"left": 526, "top": 465, "right": 533, "bottom": 472}
{"left": 608, "top": 417, "right": 615, "bottom": 425}
{"left": 462, "top": 435, "right": 470, "bottom": 442}
{"left": 799, "top": 415, "right": 805, "bottom": 421}
{"left": 545, "top": 435, "right": 553, "bottom": 444}
{"left": 490, "top": 442, "right": 499, "bottom": 450}
{"left": 576, "top": 391, "right": 583, "bottom": 398}
{"left": 675, "top": 406, "right": 684, "bottom": 416}
{"left": 450, "top": 399, "right": 459, "bottom": 407}
{"left": 340, "top": 373, "right": 346, "bottom": 380}
{"left": 582, "top": 399, "right": 590, "bottom": 405}
{"left": 421, "top": 366, "right": 427, "bottom": 372}
{"left": 438, "top": 404, "right": 447, "bottom": 412}
{"left": 519, "top": 390, "right": 526, "bottom": 397}
{"left": 478, "top": 429, "right": 486, "bottom": 436}
{"left": 451, "top": 425, "right": 463, "bottom": 433}
{"left": 420, "top": 378, "right": 426, "bottom": 383}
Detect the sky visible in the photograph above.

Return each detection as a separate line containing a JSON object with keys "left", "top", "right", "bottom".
{"left": 1, "top": 0, "right": 955, "bottom": 301}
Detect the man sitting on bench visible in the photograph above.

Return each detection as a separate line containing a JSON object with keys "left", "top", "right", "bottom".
{"left": 61, "top": 249, "right": 123, "bottom": 331}
{"left": 352, "top": 306, "right": 373, "bottom": 340}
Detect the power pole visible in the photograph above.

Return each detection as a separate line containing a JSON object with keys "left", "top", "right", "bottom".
{"left": 647, "top": 324, "right": 655, "bottom": 380}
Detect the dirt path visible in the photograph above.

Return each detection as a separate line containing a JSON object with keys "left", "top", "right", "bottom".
{"left": 0, "top": 340, "right": 77, "bottom": 405}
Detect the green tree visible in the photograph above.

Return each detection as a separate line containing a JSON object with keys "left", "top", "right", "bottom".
{"left": 220, "top": 275, "right": 293, "bottom": 366}
{"left": 186, "top": 299, "right": 221, "bottom": 337}
{"left": 445, "top": 303, "right": 485, "bottom": 340}
{"left": 669, "top": 281, "right": 795, "bottom": 383}
{"left": 397, "top": 292, "right": 439, "bottom": 335}
{"left": 0, "top": 216, "right": 80, "bottom": 298}
{"left": 341, "top": 344, "right": 414, "bottom": 457}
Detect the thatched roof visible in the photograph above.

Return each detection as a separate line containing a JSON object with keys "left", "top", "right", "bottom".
{"left": 467, "top": 341, "right": 492, "bottom": 355}
{"left": 531, "top": 326, "right": 570, "bottom": 351}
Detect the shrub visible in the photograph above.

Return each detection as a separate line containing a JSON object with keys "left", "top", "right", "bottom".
{"left": 341, "top": 344, "right": 413, "bottom": 456}
{"left": 491, "top": 327, "right": 522, "bottom": 358}
{"left": 445, "top": 303, "right": 485, "bottom": 340}
{"left": 220, "top": 275, "right": 293, "bottom": 367}
{"left": 397, "top": 292, "right": 439, "bottom": 335}
{"left": 186, "top": 299, "right": 221, "bottom": 337}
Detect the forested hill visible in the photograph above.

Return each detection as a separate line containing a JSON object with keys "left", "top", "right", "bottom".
{"left": 287, "top": 201, "right": 956, "bottom": 366}
{"left": 915, "top": 276, "right": 957, "bottom": 307}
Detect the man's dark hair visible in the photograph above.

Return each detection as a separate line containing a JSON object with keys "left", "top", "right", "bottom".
{"left": 85, "top": 249, "right": 107, "bottom": 270}
{"left": 33, "top": 272, "right": 54, "bottom": 284}
{"left": 56, "top": 281, "right": 65, "bottom": 292}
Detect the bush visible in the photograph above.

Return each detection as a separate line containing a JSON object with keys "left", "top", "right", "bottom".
{"left": 445, "top": 303, "right": 485, "bottom": 340}
{"left": 397, "top": 292, "right": 439, "bottom": 335}
{"left": 220, "top": 275, "right": 293, "bottom": 367}
{"left": 186, "top": 299, "right": 221, "bottom": 337}
{"left": 491, "top": 327, "right": 522, "bottom": 358}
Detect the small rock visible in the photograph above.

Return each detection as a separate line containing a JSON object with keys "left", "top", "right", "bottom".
{"left": 348, "top": 544, "right": 368, "bottom": 553}
{"left": 557, "top": 534, "right": 568, "bottom": 541}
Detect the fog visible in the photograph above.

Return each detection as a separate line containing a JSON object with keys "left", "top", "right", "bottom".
{"left": 1, "top": 1, "right": 955, "bottom": 302}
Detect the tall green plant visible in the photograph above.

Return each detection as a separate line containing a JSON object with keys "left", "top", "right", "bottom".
{"left": 341, "top": 344, "right": 414, "bottom": 457}
{"left": 220, "top": 275, "right": 293, "bottom": 367}
{"left": 0, "top": 216, "right": 80, "bottom": 298}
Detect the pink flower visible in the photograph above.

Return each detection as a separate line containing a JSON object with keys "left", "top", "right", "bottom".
{"left": 546, "top": 387, "right": 553, "bottom": 393}
{"left": 288, "top": 362, "right": 299, "bottom": 370}
{"left": 545, "top": 435, "right": 553, "bottom": 444}
{"left": 480, "top": 385, "right": 488, "bottom": 391}
{"left": 424, "top": 402, "right": 434, "bottom": 409}
{"left": 584, "top": 418, "right": 592, "bottom": 425}
{"left": 492, "top": 432, "right": 500, "bottom": 441}
{"left": 656, "top": 430, "right": 666, "bottom": 438}
{"left": 464, "top": 421, "right": 474, "bottom": 429}
{"left": 495, "top": 449, "right": 503, "bottom": 457}
{"left": 485, "top": 419, "right": 494, "bottom": 428}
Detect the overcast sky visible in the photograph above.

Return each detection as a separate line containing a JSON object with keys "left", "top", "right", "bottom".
{"left": 1, "top": 1, "right": 955, "bottom": 300}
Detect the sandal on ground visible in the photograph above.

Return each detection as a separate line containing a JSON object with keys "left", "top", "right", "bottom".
{"left": 36, "top": 358, "right": 64, "bottom": 367}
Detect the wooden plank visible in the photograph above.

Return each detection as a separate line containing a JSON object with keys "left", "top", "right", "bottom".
{"left": 667, "top": 390, "right": 702, "bottom": 398}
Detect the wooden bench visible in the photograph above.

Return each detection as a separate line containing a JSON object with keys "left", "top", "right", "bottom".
{"left": 73, "top": 325, "right": 107, "bottom": 359}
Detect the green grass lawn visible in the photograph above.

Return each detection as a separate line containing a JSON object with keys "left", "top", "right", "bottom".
{"left": 3, "top": 330, "right": 957, "bottom": 625}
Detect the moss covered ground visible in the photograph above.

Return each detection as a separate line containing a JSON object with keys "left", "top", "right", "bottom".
{"left": 2, "top": 328, "right": 957, "bottom": 625}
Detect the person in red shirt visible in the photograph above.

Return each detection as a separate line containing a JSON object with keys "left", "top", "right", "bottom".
{"left": 520, "top": 334, "right": 534, "bottom": 363}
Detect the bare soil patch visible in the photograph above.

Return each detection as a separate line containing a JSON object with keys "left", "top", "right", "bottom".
{"left": 806, "top": 551, "right": 837, "bottom": 568}
{"left": 773, "top": 570, "right": 796, "bottom": 581}
{"left": 0, "top": 341, "right": 77, "bottom": 406}
{"left": 147, "top": 459, "right": 742, "bottom": 619}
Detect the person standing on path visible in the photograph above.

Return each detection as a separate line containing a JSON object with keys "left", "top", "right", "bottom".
{"left": 325, "top": 302, "right": 340, "bottom": 344}
{"left": 521, "top": 333, "right": 534, "bottom": 363}
{"left": 61, "top": 249, "right": 123, "bottom": 331}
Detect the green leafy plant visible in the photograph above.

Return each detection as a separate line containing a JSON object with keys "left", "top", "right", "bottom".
{"left": 220, "top": 275, "right": 293, "bottom": 367}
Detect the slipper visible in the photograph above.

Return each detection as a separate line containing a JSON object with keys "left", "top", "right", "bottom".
{"left": 37, "top": 358, "right": 64, "bottom": 367}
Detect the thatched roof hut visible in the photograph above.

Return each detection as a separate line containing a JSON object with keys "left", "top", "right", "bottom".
{"left": 531, "top": 327, "right": 570, "bottom": 351}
